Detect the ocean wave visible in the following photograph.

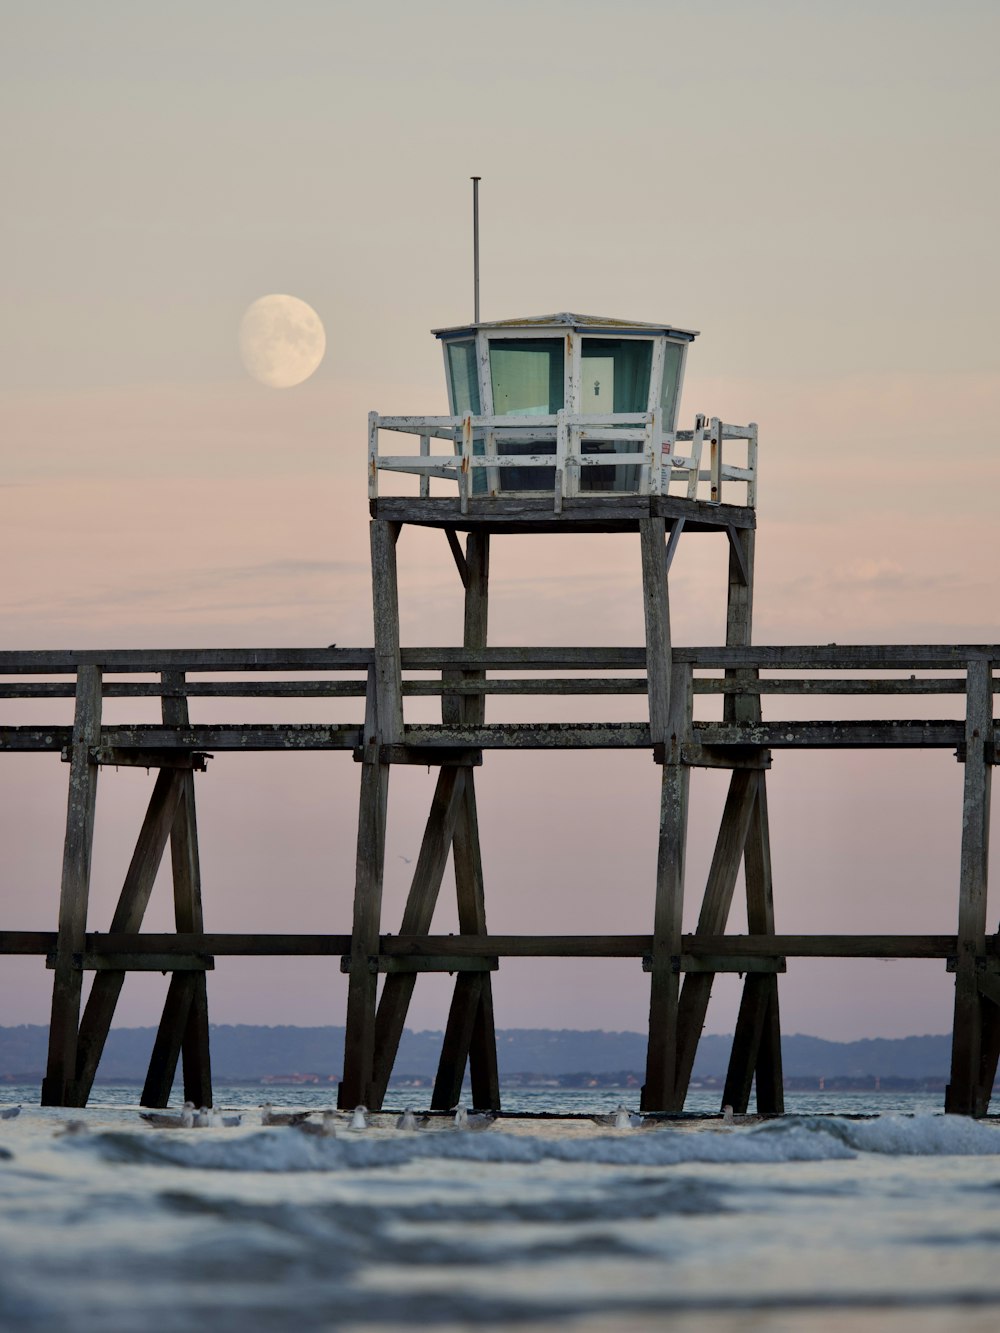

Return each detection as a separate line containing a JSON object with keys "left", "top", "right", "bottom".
{"left": 57, "top": 1113, "right": 1000, "bottom": 1175}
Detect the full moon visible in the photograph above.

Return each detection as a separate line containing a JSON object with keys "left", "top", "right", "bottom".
{"left": 239, "top": 294, "right": 326, "bottom": 388}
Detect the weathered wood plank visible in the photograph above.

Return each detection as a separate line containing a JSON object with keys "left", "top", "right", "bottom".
{"left": 639, "top": 517, "right": 671, "bottom": 742}
{"left": 946, "top": 659, "right": 994, "bottom": 1116}
{"left": 370, "top": 520, "right": 404, "bottom": 746}
{"left": 371, "top": 494, "right": 755, "bottom": 533}
{"left": 0, "top": 642, "right": 997, "bottom": 676}
{"left": 42, "top": 667, "right": 102, "bottom": 1107}
{"left": 1, "top": 718, "right": 973, "bottom": 754}
{"left": 741, "top": 773, "right": 784, "bottom": 1113}
{"left": 344, "top": 954, "right": 496, "bottom": 974}
{"left": 452, "top": 771, "right": 501, "bottom": 1110}
{"left": 8, "top": 929, "right": 974, "bottom": 960}
{"left": 158, "top": 672, "right": 213, "bottom": 1108}
{"left": 340, "top": 671, "right": 390, "bottom": 1109}
{"left": 642, "top": 664, "right": 692, "bottom": 1112}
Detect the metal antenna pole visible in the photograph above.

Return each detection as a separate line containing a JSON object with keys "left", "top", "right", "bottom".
{"left": 471, "top": 176, "right": 481, "bottom": 323}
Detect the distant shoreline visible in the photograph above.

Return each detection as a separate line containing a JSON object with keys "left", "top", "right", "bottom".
{"left": 0, "top": 1023, "right": 971, "bottom": 1088}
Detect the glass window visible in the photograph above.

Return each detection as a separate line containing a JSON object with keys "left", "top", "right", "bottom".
{"left": 659, "top": 340, "right": 685, "bottom": 430}
{"left": 579, "top": 338, "right": 653, "bottom": 493}
{"left": 446, "top": 340, "right": 481, "bottom": 416}
{"left": 489, "top": 338, "right": 564, "bottom": 416}
{"left": 580, "top": 338, "right": 652, "bottom": 413}
{"left": 488, "top": 338, "right": 564, "bottom": 491}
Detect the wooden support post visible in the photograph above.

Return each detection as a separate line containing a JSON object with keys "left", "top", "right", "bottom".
{"left": 946, "top": 658, "right": 994, "bottom": 1116}
{"left": 42, "top": 666, "right": 102, "bottom": 1106}
{"left": 724, "top": 772, "right": 785, "bottom": 1112}
{"left": 340, "top": 669, "right": 391, "bottom": 1108}
{"left": 433, "top": 531, "right": 501, "bottom": 1110}
{"left": 639, "top": 517, "right": 671, "bottom": 741}
{"left": 73, "top": 769, "right": 185, "bottom": 1105}
{"left": 137, "top": 672, "right": 213, "bottom": 1108}
{"left": 448, "top": 769, "right": 501, "bottom": 1109}
{"left": 371, "top": 519, "right": 404, "bottom": 746}
{"left": 369, "top": 766, "right": 467, "bottom": 1107}
{"left": 671, "top": 767, "right": 759, "bottom": 1109}
{"left": 142, "top": 974, "right": 197, "bottom": 1107}
{"left": 642, "top": 662, "right": 692, "bottom": 1112}
{"left": 722, "top": 527, "right": 784, "bottom": 1113}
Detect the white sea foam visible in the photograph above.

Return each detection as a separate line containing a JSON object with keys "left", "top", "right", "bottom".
{"left": 61, "top": 1113, "right": 1000, "bottom": 1174}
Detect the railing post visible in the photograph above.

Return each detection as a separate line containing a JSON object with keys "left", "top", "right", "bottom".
{"left": 647, "top": 408, "right": 663, "bottom": 496}
{"left": 368, "top": 412, "right": 379, "bottom": 500}
{"left": 460, "top": 414, "right": 473, "bottom": 515}
{"left": 687, "top": 414, "right": 705, "bottom": 501}
{"left": 709, "top": 416, "right": 722, "bottom": 504}
{"left": 419, "top": 434, "right": 430, "bottom": 499}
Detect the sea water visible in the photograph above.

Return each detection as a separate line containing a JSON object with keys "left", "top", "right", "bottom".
{"left": 0, "top": 1087, "right": 998, "bottom": 1332}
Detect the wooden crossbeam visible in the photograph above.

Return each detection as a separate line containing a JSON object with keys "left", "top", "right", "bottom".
{"left": 670, "top": 769, "right": 760, "bottom": 1110}
{"left": 72, "top": 768, "right": 186, "bottom": 1104}
{"left": 368, "top": 767, "right": 467, "bottom": 1107}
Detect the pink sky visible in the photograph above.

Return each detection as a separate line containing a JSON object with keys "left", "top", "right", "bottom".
{"left": 1, "top": 2, "right": 997, "bottom": 1043}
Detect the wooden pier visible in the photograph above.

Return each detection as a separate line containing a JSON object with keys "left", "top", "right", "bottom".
{"left": 2, "top": 310, "right": 997, "bottom": 1115}
{"left": 1, "top": 517, "right": 996, "bottom": 1114}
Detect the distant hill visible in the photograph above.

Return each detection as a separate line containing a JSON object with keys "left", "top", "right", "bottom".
{"left": 0, "top": 1024, "right": 955, "bottom": 1085}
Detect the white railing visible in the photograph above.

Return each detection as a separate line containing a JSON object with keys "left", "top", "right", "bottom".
{"left": 368, "top": 411, "right": 757, "bottom": 513}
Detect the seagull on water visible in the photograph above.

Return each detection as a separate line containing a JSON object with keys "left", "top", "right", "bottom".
{"left": 396, "top": 1108, "right": 418, "bottom": 1131}
{"left": 348, "top": 1105, "right": 369, "bottom": 1130}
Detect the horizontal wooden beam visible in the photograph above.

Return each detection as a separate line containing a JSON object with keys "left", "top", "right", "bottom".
{"left": 371, "top": 494, "right": 755, "bottom": 534}
{"left": 2, "top": 674, "right": 994, "bottom": 702}
{"left": 2, "top": 931, "right": 994, "bottom": 961}
{"left": 0, "top": 644, "right": 995, "bottom": 676}
{"left": 85, "top": 748, "right": 210, "bottom": 770}
{"left": 44, "top": 952, "right": 214, "bottom": 972}
{"left": 339, "top": 954, "right": 498, "bottom": 974}
{"left": 666, "top": 954, "right": 786, "bottom": 974}
{"left": 371, "top": 746, "right": 483, "bottom": 767}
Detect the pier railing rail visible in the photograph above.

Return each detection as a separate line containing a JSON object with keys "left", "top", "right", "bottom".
{"left": 368, "top": 412, "right": 757, "bottom": 511}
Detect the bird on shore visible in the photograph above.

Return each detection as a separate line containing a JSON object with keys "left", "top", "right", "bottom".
{"left": 591, "top": 1104, "right": 642, "bottom": 1129}
{"left": 295, "top": 1110, "right": 338, "bottom": 1138}
{"left": 348, "top": 1105, "right": 368, "bottom": 1130}
{"left": 260, "top": 1102, "right": 314, "bottom": 1127}
{"left": 140, "top": 1102, "right": 196, "bottom": 1129}
{"left": 0, "top": 1106, "right": 21, "bottom": 1120}
{"left": 396, "top": 1108, "right": 419, "bottom": 1131}
{"left": 452, "top": 1105, "right": 495, "bottom": 1132}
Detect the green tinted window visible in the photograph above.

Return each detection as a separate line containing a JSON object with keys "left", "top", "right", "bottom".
{"left": 489, "top": 338, "right": 564, "bottom": 415}
{"left": 580, "top": 338, "right": 653, "bottom": 413}
{"left": 446, "top": 340, "right": 481, "bottom": 415}
{"left": 659, "top": 341, "right": 685, "bottom": 429}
